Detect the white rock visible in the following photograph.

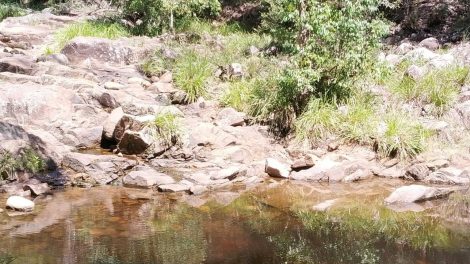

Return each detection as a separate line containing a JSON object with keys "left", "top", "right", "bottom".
{"left": 6, "top": 196, "right": 35, "bottom": 212}
{"left": 312, "top": 199, "right": 337, "bottom": 211}
{"left": 384, "top": 185, "right": 453, "bottom": 204}
{"left": 265, "top": 158, "right": 291, "bottom": 178}
{"left": 104, "top": 81, "right": 125, "bottom": 90}
{"left": 128, "top": 77, "right": 151, "bottom": 87}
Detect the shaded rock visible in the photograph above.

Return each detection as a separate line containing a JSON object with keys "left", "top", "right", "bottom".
{"left": 265, "top": 158, "right": 291, "bottom": 178}
{"left": 6, "top": 196, "right": 34, "bottom": 211}
{"left": 406, "top": 163, "right": 430, "bottom": 180}
{"left": 97, "top": 92, "right": 119, "bottom": 109}
{"left": 216, "top": 107, "right": 246, "bottom": 127}
{"left": 0, "top": 55, "right": 35, "bottom": 74}
{"left": 118, "top": 130, "right": 153, "bottom": 155}
{"left": 291, "top": 156, "right": 315, "bottom": 171}
{"left": 103, "top": 107, "right": 125, "bottom": 140}
{"left": 419, "top": 37, "right": 440, "bottom": 51}
{"left": 123, "top": 169, "right": 175, "bottom": 188}
{"left": 424, "top": 168, "right": 470, "bottom": 185}
{"left": 312, "top": 199, "right": 337, "bottom": 211}
{"left": 61, "top": 37, "right": 133, "bottom": 64}
{"left": 385, "top": 185, "right": 453, "bottom": 204}
{"left": 23, "top": 183, "right": 50, "bottom": 196}
{"left": 158, "top": 183, "right": 190, "bottom": 193}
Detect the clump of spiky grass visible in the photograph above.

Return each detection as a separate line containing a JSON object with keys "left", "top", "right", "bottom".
{"left": 146, "top": 112, "right": 182, "bottom": 147}
{"left": 391, "top": 66, "right": 469, "bottom": 114}
{"left": 173, "top": 50, "right": 213, "bottom": 103}
{"left": 375, "top": 111, "right": 432, "bottom": 160}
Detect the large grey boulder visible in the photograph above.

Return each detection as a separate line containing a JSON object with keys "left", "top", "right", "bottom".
{"left": 385, "top": 185, "right": 453, "bottom": 204}
{"left": 61, "top": 37, "right": 133, "bottom": 64}
{"left": 424, "top": 168, "right": 470, "bottom": 185}
{"left": 6, "top": 196, "right": 35, "bottom": 211}
{"left": 117, "top": 130, "right": 153, "bottom": 155}
{"left": 419, "top": 37, "right": 440, "bottom": 51}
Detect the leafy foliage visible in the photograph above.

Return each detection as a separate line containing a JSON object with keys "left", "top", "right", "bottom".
{"left": 0, "top": 1, "right": 26, "bottom": 22}
{"left": 260, "top": 0, "right": 389, "bottom": 133}
{"left": 0, "top": 148, "right": 46, "bottom": 180}
{"left": 123, "top": 0, "right": 221, "bottom": 36}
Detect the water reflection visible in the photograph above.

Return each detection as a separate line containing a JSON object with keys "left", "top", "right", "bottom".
{"left": 0, "top": 180, "right": 469, "bottom": 263}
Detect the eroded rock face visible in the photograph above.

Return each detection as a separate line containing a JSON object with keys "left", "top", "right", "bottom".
{"left": 424, "top": 168, "right": 470, "bottom": 185}
{"left": 0, "top": 55, "right": 35, "bottom": 74}
{"left": 384, "top": 185, "right": 454, "bottom": 204}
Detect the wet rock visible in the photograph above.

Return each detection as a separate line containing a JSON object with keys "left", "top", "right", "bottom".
{"left": 97, "top": 92, "right": 119, "bottom": 109}
{"left": 23, "top": 183, "right": 50, "bottom": 196}
{"left": 312, "top": 199, "right": 337, "bottom": 211}
{"left": 158, "top": 183, "right": 190, "bottom": 193}
{"left": 104, "top": 81, "right": 125, "bottom": 90}
{"left": 419, "top": 37, "right": 440, "bottom": 51}
{"left": 123, "top": 169, "right": 175, "bottom": 188}
{"left": 265, "top": 158, "right": 291, "bottom": 178}
{"left": 385, "top": 185, "right": 453, "bottom": 204}
{"left": 424, "top": 168, "right": 470, "bottom": 185}
{"left": 406, "top": 163, "right": 430, "bottom": 180}
{"left": 216, "top": 107, "right": 246, "bottom": 127}
{"left": 0, "top": 55, "right": 35, "bottom": 74}
{"left": 61, "top": 37, "right": 133, "bottom": 64}
{"left": 6, "top": 196, "right": 34, "bottom": 211}
{"left": 118, "top": 130, "right": 153, "bottom": 155}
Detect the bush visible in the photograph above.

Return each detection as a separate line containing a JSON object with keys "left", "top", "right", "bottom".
{"left": 261, "top": 0, "right": 388, "bottom": 129}
{"left": 0, "top": 2, "right": 26, "bottom": 22}
{"left": 123, "top": 0, "right": 221, "bottom": 36}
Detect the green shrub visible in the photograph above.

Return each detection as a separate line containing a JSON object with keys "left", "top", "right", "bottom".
{"left": 174, "top": 50, "right": 212, "bottom": 102}
{"left": 49, "top": 20, "right": 129, "bottom": 53}
{"left": 0, "top": 150, "right": 19, "bottom": 180}
{"left": 147, "top": 112, "right": 182, "bottom": 147}
{"left": 260, "top": 0, "right": 388, "bottom": 132}
{"left": 123, "top": 0, "right": 221, "bottom": 36}
{"left": 0, "top": 2, "right": 26, "bottom": 22}
{"left": 20, "top": 148, "right": 45, "bottom": 174}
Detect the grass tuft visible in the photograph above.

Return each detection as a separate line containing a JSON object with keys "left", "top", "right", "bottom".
{"left": 147, "top": 112, "right": 182, "bottom": 147}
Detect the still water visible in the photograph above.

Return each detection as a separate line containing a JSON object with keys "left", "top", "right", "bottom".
{"left": 0, "top": 179, "right": 470, "bottom": 264}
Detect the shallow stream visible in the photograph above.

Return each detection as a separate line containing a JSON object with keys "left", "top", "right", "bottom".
{"left": 0, "top": 179, "right": 469, "bottom": 264}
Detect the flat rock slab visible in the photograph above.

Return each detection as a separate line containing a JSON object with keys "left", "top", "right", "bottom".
{"left": 123, "top": 169, "right": 175, "bottom": 188}
{"left": 158, "top": 183, "right": 190, "bottom": 193}
{"left": 384, "top": 185, "right": 454, "bottom": 204}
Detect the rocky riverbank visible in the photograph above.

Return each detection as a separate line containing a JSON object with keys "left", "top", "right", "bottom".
{"left": 1, "top": 9, "right": 470, "bottom": 214}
